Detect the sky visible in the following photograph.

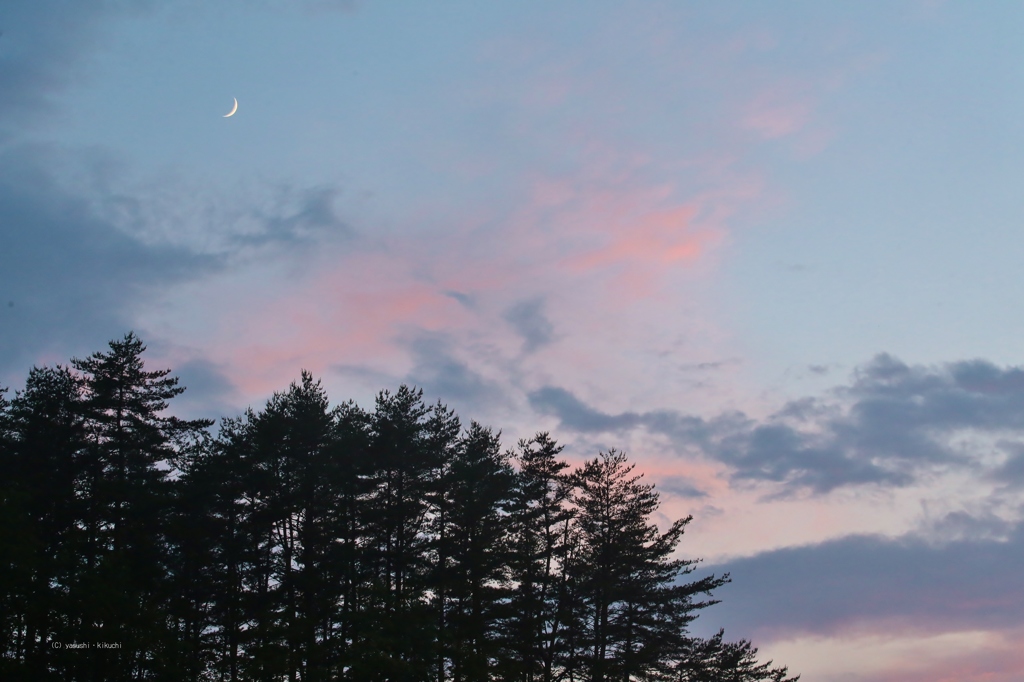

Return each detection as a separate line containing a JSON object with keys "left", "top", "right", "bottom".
{"left": 3, "top": 1, "right": 1024, "bottom": 678}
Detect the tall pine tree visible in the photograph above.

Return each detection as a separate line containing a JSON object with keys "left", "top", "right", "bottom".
{"left": 71, "top": 333, "right": 210, "bottom": 680}
{"left": 434, "top": 423, "right": 515, "bottom": 682}
{"left": 357, "top": 387, "right": 457, "bottom": 680}
{"left": 502, "top": 433, "right": 576, "bottom": 682}
{"left": 571, "top": 450, "right": 728, "bottom": 682}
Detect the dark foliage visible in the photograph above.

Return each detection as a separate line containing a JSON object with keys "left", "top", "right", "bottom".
{"left": 0, "top": 335, "right": 797, "bottom": 681}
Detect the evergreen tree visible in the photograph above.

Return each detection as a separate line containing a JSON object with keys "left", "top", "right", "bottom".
{"left": 675, "top": 630, "right": 798, "bottom": 682}
{"left": 570, "top": 450, "right": 727, "bottom": 682}
{"left": 0, "top": 383, "right": 14, "bottom": 676}
{"left": 0, "top": 368, "right": 87, "bottom": 681}
{"left": 357, "top": 387, "right": 457, "bottom": 680}
{"left": 434, "top": 423, "right": 515, "bottom": 682}
{"left": 70, "top": 333, "right": 210, "bottom": 680}
{"left": 502, "top": 433, "right": 576, "bottom": 682}
{"left": 0, "top": 336, "right": 799, "bottom": 681}
{"left": 327, "top": 398, "right": 375, "bottom": 680}
{"left": 164, "top": 425, "right": 224, "bottom": 681}
{"left": 202, "top": 412, "right": 262, "bottom": 682}
{"left": 217, "top": 372, "right": 346, "bottom": 681}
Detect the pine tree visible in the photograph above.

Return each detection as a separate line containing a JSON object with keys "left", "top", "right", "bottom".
{"left": 434, "top": 422, "right": 515, "bottom": 682}
{"left": 327, "top": 398, "right": 375, "bottom": 680}
{"left": 218, "top": 372, "right": 346, "bottom": 681}
{"left": 0, "top": 367, "right": 88, "bottom": 681}
{"left": 356, "top": 386, "right": 457, "bottom": 680}
{"left": 0, "top": 383, "right": 15, "bottom": 678}
{"left": 1, "top": 339, "right": 800, "bottom": 681}
{"left": 71, "top": 332, "right": 210, "bottom": 680}
{"left": 202, "top": 412, "right": 261, "bottom": 682}
{"left": 502, "top": 433, "right": 576, "bottom": 682}
{"left": 675, "top": 630, "right": 798, "bottom": 682}
{"left": 164, "top": 425, "right": 223, "bottom": 681}
{"left": 570, "top": 450, "right": 728, "bottom": 682}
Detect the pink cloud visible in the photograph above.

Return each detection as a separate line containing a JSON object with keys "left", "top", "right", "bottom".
{"left": 565, "top": 205, "right": 708, "bottom": 270}
{"left": 933, "top": 656, "right": 1024, "bottom": 682}
{"left": 151, "top": 142, "right": 763, "bottom": 419}
{"left": 742, "top": 91, "right": 814, "bottom": 139}
{"left": 189, "top": 250, "right": 476, "bottom": 396}
{"left": 874, "top": 647, "right": 1024, "bottom": 682}
{"left": 788, "top": 628, "right": 1024, "bottom": 682}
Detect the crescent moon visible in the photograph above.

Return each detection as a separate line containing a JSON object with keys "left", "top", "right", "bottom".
{"left": 223, "top": 98, "right": 238, "bottom": 118}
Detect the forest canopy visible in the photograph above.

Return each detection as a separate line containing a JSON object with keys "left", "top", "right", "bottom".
{"left": 0, "top": 334, "right": 797, "bottom": 682}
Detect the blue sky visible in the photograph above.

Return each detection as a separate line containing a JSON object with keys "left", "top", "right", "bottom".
{"left": 4, "top": 2, "right": 1024, "bottom": 679}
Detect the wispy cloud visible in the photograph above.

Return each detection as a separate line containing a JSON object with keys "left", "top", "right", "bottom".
{"left": 531, "top": 354, "right": 1024, "bottom": 495}
{"left": 0, "top": 146, "right": 216, "bottom": 378}
{"left": 0, "top": 2, "right": 116, "bottom": 133}
{"left": 503, "top": 297, "right": 555, "bottom": 354}
{"left": 742, "top": 89, "right": 814, "bottom": 140}
{"left": 400, "top": 332, "right": 508, "bottom": 409}
{"left": 142, "top": 163, "right": 753, "bottom": 409}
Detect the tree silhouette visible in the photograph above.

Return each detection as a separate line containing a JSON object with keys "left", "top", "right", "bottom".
{"left": 433, "top": 422, "right": 515, "bottom": 682}
{"left": 70, "top": 333, "right": 210, "bottom": 680}
{"left": 502, "top": 433, "right": 575, "bottom": 682}
{"left": 675, "top": 630, "right": 797, "bottom": 682}
{"left": 0, "top": 336, "right": 797, "bottom": 681}
{"left": 0, "top": 367, "right": 87, "bottom": 681}
{"left": 570, "top": 450, "right": 728, "bottom": 682}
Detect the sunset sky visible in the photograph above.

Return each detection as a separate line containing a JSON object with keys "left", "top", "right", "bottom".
{"left": 3, "top": 2, "right": 1024, "bottom": 679}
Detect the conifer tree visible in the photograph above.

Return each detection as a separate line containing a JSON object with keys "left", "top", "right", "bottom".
{"left": 327, "top": 398, "right": 375, "bottom": 680}
{"left": 201, "top": 412, "right": 263, "bottom": 682}
{"left": 357, "top": 387, "right": 457, "bottom": 680}
{"left": 434, "top": 422, "right": 515, "bottom": 682}
{"left": 216, "top": 372, "right": 346, "bottom": 681}
{"left": 0, "top": 368, "right": 87, "bottom": 681}
{"left": 570, "top": 450, "right": 728, "bottom": 682}
{"left": 0, "top": 337, "right": 799, "bottom": 681}
{"left": 164, "top": 425, "right": 224, "bottom": 681}
{"left": 71, "top": 333, "right": 210, "bottom": 680}
{"left": 0, "top": 383, "right": 14, "bottom": 678}
{"left": 502, "top": 433, "right": 576, "bottom": 682}
{"left": 675, "top": 630, "right": 798, "bottom": 682}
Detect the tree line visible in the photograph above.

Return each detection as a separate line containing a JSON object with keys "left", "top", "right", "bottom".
{"left": 0, "top": 334, "right": 797, "bottom": 681}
